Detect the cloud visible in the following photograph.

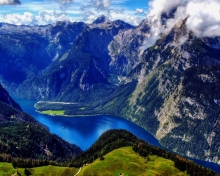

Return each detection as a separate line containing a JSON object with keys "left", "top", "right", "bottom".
{"left": 95, "top": 0, "right": 111, "bottom": 10}
{"left": 143, "top": 0, "right": 220, "bottom": 49}
{"left": 126, "top": 15, "right": 144, "bottom": 26}
{"left": 0, "top": 0, "right": 21, "bottom": 6}
{"left": 80, "top": 0, "right": 126, "bottom": 23}
{"left": 136, "top": 8, "right": 144, "bottom": 14}
{"left": 56, "top": 0, "right": 73, "bottom": 11}
{"left": 0, "top": 11, "right": 73, "bottom": 25}
{"left": 185, "top": 1, "right": 220, "bottom": 37}
{"left": 81, "top": 0, "right": 111, "bottom": 11}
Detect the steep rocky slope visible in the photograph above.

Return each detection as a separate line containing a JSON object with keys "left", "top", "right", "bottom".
{"left": 0, "top": 21, "right": 88, "bottom": 95}
{"left": 115, "top": 20, "right": 220, "bottom": 163}
{"left": 108, "top": 19, "right": 149, "bottom": 76}
{"left": 0, "top": 17, "right": 134, "bottom": 101}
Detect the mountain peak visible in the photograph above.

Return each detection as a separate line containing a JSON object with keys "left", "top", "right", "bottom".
{"left": 92, "top": 15, "right": 109, "bottom": 24}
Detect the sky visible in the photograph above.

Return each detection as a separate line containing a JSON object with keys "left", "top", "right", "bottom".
{"left": 0, "top": 0, "right": 149, "bottom": 26}
{"left": 0, "top": 0, "right": 219, "bottom": 48}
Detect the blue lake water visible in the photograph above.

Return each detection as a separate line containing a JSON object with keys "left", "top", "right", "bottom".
{"left": 14, "top": 98, "right": 161, "bottom": 151}
{"left": 14, "top": 97, "right": 220, "bottom": 173}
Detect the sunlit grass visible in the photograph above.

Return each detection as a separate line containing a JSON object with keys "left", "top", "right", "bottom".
{"left": 0, "top": 163, "right": 78, "bottom": 176}
{"left": 0, "top": 162, "right": 16, "bottom": 176}
{"left": 79, "top": 147, "right": 187, "bottom": 176}
{"left": 40, "top": 110, "right": 65, "bottom": 115}
{"left": 0, "top": 147, "right": 187, "bottom": 176}
{"left": 79, "top": 107, "right": 86, "bottom": 110}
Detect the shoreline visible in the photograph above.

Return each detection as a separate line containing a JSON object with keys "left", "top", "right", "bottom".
{"left": 36, "top": 110, "right": 106, "bottom": 118}
{"left": 36, "top": 101, "right": 78, "bottom": 105}
{"left": 34, "top": 101, "right": 220, "bottom": 172}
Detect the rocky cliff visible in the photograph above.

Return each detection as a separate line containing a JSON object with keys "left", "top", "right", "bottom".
{"left": 116, "top": 19, "right": 220, "bottom": 163}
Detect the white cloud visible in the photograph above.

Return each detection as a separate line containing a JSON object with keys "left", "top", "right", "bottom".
{"left": 78, "top": 0, "right": 146, "bottom": 26}
{"left": 0, "top": 0, "right": 145, "bottom": 26}
{"left": 185, "top": 1, "right": 220, "bottom": 37}
{"left": 0, "top": 0, "right": 20, "bottom": 5}
{"left": 57, "top": 0, "right": 74, "bottom": 11}
{"left": 0, "top": 11, "right": 74, "bottom": 25}
{"left": 136, "top": 8, "right": 144, "bottom": 14}
{"left": 80, "top": 0, "right": 112, "bottom": 20}
{"left": 96, "top": 0, "right": 111, "bottom": 10}
{"left": 143, "top": 0, "right": 220, "bottom": 49}
{"left": 81, "top": 0, "right": 111, "bottom": 11}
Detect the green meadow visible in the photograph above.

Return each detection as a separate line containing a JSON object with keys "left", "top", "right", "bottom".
{"left": 0, "top": 147, "right": 188, "bottom": 176}
{"left": 0, "top": 163, "right": 78, "bottom": 176}
{"left": 79, "top": 147, "right": 187, "bottom": 176}
{"left": 40, "top": 110, "right": 65, "bottom": 116}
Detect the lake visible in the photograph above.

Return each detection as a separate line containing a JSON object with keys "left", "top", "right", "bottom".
{"left": 14, "top": 98, "right": 162, "bottom": 150}
{"left": 14, "top": 97, "right": 220, "bottom": 173}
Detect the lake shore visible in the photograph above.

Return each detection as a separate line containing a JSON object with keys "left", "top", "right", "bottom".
{"left": 36, "top": 109, "right": 103, "bottom": 118}
{"left": 14, "top": 97, "right": 220, "bottom": 173}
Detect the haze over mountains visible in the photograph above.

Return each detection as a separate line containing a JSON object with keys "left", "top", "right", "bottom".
{"left": 0, "top": 0, "right": 220, "bottom": 168}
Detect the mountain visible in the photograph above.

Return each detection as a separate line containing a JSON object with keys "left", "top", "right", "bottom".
{"left": 0, "top": 83, "right": 82, "bottom": 165}
{"left": 121, "top": 20, "right": 220, "bottom": 163}
{"left": 0, "top": 18, "right": 134, "bottom": 102}
{"left": 99, "top": 19, "right": 220, "bottom": 163}
{"left": 21, "top": 20, "right": 131, "bottom": 101}
{"left": 1, "top": 15, "right": 220, "bottom": 165}
{"left": 108, "top": 19, "right": 149, "bottom": 76}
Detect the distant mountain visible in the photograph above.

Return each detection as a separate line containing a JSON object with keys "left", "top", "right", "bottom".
{"left": 0, "top": 18, "right": 134, "bottom": 102}
{"left": 1, "top": 15, "right": 220, "bottom": 165}
{"left": 0, "top": 83, "right": 82, "bottom": 165}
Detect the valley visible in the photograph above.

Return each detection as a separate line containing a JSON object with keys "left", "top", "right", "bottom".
{"left": 14, "top": 97, "right": 162, "bottom": 151}
{"left": 0, "top": 4, "right": 220, "bottom": 175}
{"left": 15, "top": 97, "right": 220, "bottom": 173}
{"left": 0, "top": 81, "right": 219, "bottom": 174}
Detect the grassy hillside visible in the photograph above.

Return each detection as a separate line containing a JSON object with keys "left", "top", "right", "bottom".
{"left": 70, "top": 130, "right": 219, "bottom": 176}
{"left": 0, "top": 162, "right": 78, "bottom": 176}
{"left": 0, "top": 147, "right": 187, "bottom": 176}
{"left": 79, "top": 147, "right": 187, "bottom": 176}
{"left": 0, "top": 130, "right": 219, "bottom": 176}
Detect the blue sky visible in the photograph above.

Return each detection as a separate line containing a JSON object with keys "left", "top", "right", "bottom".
{"left": 0, "top": 0, "right": 150, "bottom": 25}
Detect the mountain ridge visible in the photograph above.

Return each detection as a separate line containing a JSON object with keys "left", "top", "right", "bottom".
{"left": 1, "top": 16, "right": 220, "bottom": 165}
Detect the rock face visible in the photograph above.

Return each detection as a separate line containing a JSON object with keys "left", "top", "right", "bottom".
{"left": 1, "top": 16, "right": 220, "bottom": 164}
{"left": 108, "top": 19, "right": 149, "bottom": 76}
{"left": 0, "top": 19, "right": 134, "bottom": 101}
{"left": 117, "top": 20, "right": 220, "bottom": 163}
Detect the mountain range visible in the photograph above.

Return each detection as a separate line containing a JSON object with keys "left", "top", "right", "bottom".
{"left": 0, "top": 13, "right": 220, "bottom": 166}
